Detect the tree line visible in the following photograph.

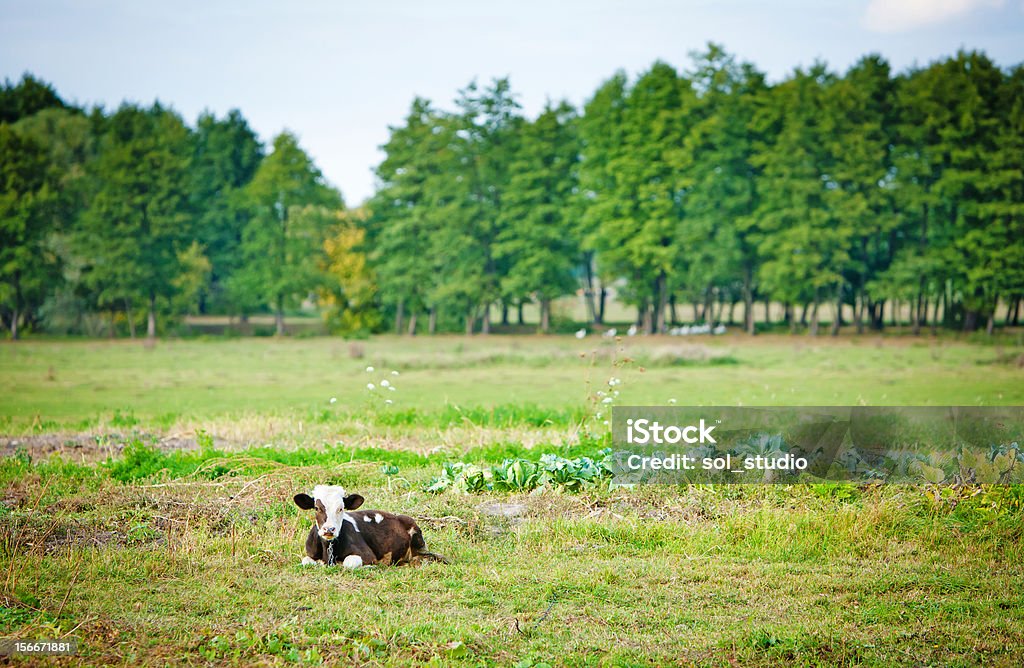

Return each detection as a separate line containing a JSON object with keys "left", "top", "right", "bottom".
{"left": 2, "top": 45, "right": 1023, "bottom": 340}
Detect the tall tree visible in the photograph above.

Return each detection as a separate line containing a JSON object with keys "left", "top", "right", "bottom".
{"left": 230, "top": 131, "right": 342, "bottom": 335}
{"left": 0, "top": 125, "right": 55, "bottom": 338}
{"left": 678, "top": 44, "right": 766, "bottom": 333}
{"left": 190, "top": 109, "right": 264, "bottom": 313}
{"left": 495, "top": 101, "right": 580, "bottom": 332}
{"left": 752, "top": 64, "right": 850, "bottom": 335}
{"left": 578, "top": 72, "right": 629, "bottom": 325}
{"left": 593, "top": 62, "right": 694, "bottom": 333}
{"left": 369, "top": 98, "right": 455, "bottom": 334}
{"left": 75, "top": 103, "right": 194, "bottom": 341}
{"left": 0, "top": 74, "right": 66, "bottom": 124}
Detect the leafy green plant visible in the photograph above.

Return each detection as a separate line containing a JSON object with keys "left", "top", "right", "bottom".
{"left": 425, "top": 450, "right": 614, "bottom": 494}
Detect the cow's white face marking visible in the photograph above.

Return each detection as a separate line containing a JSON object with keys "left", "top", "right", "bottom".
{"left": 342, "top": 554, "right": 363, "bottom": 569}
{"left": 364, "top": 516, "right": 372, "bottom": 523}
{"left": 374, "top": 513, "right": 383, "bottom": 523}
{"left": 311, "top": 485, "right": 360, "bottom": 539}
{"left": 408, "top": 526, "right": 417, "bottom": 536}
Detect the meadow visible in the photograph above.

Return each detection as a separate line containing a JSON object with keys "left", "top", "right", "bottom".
{"left": 2, "top": 333, "right": 1023, "bottom": 666}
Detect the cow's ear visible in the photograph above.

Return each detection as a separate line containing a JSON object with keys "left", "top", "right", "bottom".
{"left": 344, "top": 494, "right": 364, "bottom": 510}
{"left": 294, "top": 494, "right": 316, "bottom": 510}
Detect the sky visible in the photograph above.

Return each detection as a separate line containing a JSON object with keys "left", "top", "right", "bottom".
{"left": 2, "top": 0, "right": 1023, "bottom": 205}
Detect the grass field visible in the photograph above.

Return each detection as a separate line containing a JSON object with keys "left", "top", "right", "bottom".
{"left": 2, "top": 333, "right": 1023, "bottom": 666}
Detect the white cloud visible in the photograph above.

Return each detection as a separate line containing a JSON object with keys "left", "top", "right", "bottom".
{"left": 863, "top": 0, "right": 1005, "bottom": 32}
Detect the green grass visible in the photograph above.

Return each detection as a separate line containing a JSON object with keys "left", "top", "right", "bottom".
{"left": 2, "top": 334, "right": 1024, "bottom": 665}
{"left": 2, "top": 334, "right": 1023, "bottom": 434}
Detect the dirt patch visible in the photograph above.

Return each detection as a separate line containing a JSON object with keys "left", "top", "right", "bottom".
{"left": 0, "top": 432, "right": 235, "bottom": 464}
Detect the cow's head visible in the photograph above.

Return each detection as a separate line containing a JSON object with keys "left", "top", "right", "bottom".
{"left": 293, "top": 485, "right": 364, "bottom": 541}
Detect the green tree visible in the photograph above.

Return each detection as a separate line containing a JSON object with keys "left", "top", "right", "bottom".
{"left": 190, "top": 109, "right": 263, "bottom": 313}
{"left": 230, "top": 131, "right": 342, "bottom": 335}
{"left": 74, "top": 103, "right": 194, "bottom": 341}
{"left": 593, "top": 62, "right": 694, "bottom": 333}
{"left": 578, "top": 72, "right": 629, "bottom": 324}
{"left": 0, "top": 74, "right": 66, "bottom": 124}
{"left": 678, "top": 44, "right": 766, "bottom": 332}
{"left": 496, "top": 101, "right": 580, "bottom": 332}
{"left": 0, "top": 125, "right": 55, "bottom": 338}
{"left": 368, "top": 98, "right": 455, "bottom": 334}
{"left": 752, "top": 65, "right": 851, "bottom": 335}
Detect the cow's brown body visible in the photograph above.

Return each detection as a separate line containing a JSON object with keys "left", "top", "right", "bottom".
{"left": 304, "top": 509, "right": 440, "bottom": 566}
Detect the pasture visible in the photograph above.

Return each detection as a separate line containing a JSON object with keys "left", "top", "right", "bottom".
{"left": 2, "top": 334, "right": 1023, "bottom": 666}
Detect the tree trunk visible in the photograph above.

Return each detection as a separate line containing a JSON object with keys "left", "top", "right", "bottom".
{"left": 394, "top": 298, "right": 404, "bottom": 335}
{"left": 809, "top": 290, "right": 820, "bottom": 337}
{"left": 540, "top": 299, "right": 551, "bottom": 334}
{"left": 147, "top": 293, "right": 158, "bottom": 345}
{"left": 597, "top": 287, "right": 607, "bottom": 324}
{"left": 481, "top": 305, "right": 491, "bottom": 335}
{"left": 274, "top": 296, "right": 284, "bottom": 337}
{"left": 799, "top": 302, "right": 810, "bottom": 327}
{"left": 1011, "top": 297, "right": 1021, "bottom": 326}
{"left": 428, "top": 307, "right": 437, "bottom": 335}
{"left": 501, "top": 302, "right": 509, "bottom": 326}
{"left": 854, "top": 290, "right": 865, "bottom": 335}
{"left": 743, "top": 266, "right": 755, "bottom": 335}
{"left": 669, "top": 294, "right": 678, "bottom": 327}
{"left": 642, "top": 300, "right": 653, "bottom": 335}
{"left": 654, "top": 273, "right": 668, "bottom": 333}
{"left": 931, "top": 297, "right": 940, "bottom": 336}
{"left": 583, "top": 256, "right": 597, "bottom": 324}
{"left": 407, "top": 311, "right": 418, "bottom": 336}
{"left": 124, "top": 298, "right": 136, "bottom": 339}
{"left": 517, "top": 301, "right": 524, "bottom": 325}
{"left": 912, "top": 291, "right": 922, "bottom": 336}
{"left": 728, "top": 300, "right": 737, "bottom": 326}
{"left": 830, "top": 283, "right": 841, "bottom": 337}
{"left": 964, "top": 309, "right": 978, "bottom": 332}
{"left": 986, "top": 312, "right": 995, "bottom": 336}
{"left": 464, "top": 308, "right": 474, "bottom": 336}
{"left": 692, "top": 302, "right": 700, "bottom": 323}
{"left": 10, "top": 305, "right": 18, "bottom": 341}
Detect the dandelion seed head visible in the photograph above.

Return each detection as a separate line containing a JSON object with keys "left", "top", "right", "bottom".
{"left": 365, "top": 366, "right": 374, "bottom": 373}
{"left": 329, "top": 397, "right": 337, "bottom": 404}
{"left": 381, "top": 379, "right": 390, "bottom": 388}
{"left": 367, "top": 383, "right": 375, "bottom": 390}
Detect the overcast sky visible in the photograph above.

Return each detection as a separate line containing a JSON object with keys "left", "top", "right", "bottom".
{"left": 2, "top": 0, "right": 1023, "bottom": 204}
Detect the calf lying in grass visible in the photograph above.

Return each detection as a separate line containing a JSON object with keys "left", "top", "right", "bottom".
{"left": 293, "top": 485, "right": 447, "bottom": 568}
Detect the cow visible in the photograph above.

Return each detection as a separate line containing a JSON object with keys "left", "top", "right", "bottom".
{"left": 293, "top": 485, "right": 447, "bottom": 568}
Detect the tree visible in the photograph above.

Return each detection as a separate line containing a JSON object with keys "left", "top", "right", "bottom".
{"left": 678, "top": 44, "right": 766, "bottom": 333}
{"left": 752, "top": 65, "right": 851, "bottom": 335}
{"left": 0, "top": 125, "right": 55, "bottom": 338}
{"left": 496, "top": 101, "right": 580, "bottom": 332}
{"left": 230, "top": 131, "right": 342, "bottom": 335}
{"left": 320, "top": 207, "right": 380, "bottom": 335}
{"left": 592, "top": 62, "right": 694, "bottom": 333}
{"left": 74, "top": 103, "right": 194, "bottom": 341}
{"left": 444, "top": 78, "right": 523, "bottom": 334}
{"left": 0, "top": 74, "right": 66, "bottom": 124}
{"left": 368, "top": 98, "right": 455, "bottom": 334}
{"left": 190, "top": 110, "right": 263, "bottom": 313}
{"left": 578, "top": 72, "right": 629, "bottom": 324}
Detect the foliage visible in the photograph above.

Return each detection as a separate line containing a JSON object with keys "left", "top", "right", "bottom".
{"left": 425, "top": 451, "right": 614, "bottom": 493}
